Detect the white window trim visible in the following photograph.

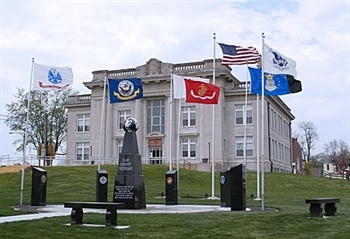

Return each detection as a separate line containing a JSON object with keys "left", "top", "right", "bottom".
{"left": 182, "top": 106, "right": 196, "bottom": 127}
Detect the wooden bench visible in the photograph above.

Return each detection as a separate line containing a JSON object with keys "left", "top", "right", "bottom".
{"left": 64, "top": 202, "right": 124, "bottom": 226}
{"left": 305, "top": 198, "right": 340, "bottom": 217}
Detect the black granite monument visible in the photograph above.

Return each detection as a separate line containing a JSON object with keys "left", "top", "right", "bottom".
{"left": 230, "top": 164, "right": 246, "bottom": 211}
{"left": 96, "top": 169, "right": 108, "bottom": 202}
{"left": 165, "top": 170, "right": 178, "bottom": 205}
{"left": 220, "top": 164, "right": 246, "bottom": 211}
{"left": 31, "top": 167, "right": 47, "bottom": 206}
{"left": 113, "top": 117, "right": 146, "bottom": 209}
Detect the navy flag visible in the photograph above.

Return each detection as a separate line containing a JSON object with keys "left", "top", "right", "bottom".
{"left": 249, "top": 67, "right": 302, "bottom": 96}
{"left": 108, "top": 78, "right": 143, "bottom": 103}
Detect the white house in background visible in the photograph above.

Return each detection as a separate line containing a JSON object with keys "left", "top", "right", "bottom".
{"left": 64, "top": 58, "right": 295, "bottom": 173}
{"left": 321, "top": 155, "right": 337, "bottom": 176}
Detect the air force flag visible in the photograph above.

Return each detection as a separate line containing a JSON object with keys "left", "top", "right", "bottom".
{"left": 263, "top": 43, "right": 297, "bottom": 78}
{"left": 249, "top": 67, "right": 293, "bottom": 96}
{"left": 108, "top": 78, "right": 143, "bottom": 103}
{"left": 33, "top": 63, "right": 73, "bottom": 91}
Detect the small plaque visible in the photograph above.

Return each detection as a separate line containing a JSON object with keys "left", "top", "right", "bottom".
{"left": 114, "top": 185, "right": 134, "bottom": 200}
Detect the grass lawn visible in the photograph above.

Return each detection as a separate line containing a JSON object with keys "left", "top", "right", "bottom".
{"left": 1, "top": 165, "right": 350, "bottom": 239}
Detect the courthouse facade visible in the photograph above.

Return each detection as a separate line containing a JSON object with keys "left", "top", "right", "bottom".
{"left": 65, "top": 58, "right": 294, "bottom": 173}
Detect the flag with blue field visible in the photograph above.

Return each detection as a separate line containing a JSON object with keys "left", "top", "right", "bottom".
{"left": 108, "top": 78, "right": 143, "bottom": 103}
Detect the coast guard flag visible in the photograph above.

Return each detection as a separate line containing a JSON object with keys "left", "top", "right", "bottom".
{"left": 218, "top": 43, "right": 260, "bottom": 65}
{"left": 263, "top": 43, "right": 297, "bottom": 78}
{"left": 184, "top": 79, "right": 220, "bottom": 104}
{"left": 172, "top": 74, "right": 210, "bottom": 99}
{"left": 33, "top": 63, "right": 73, "bottom": 91}
{"left": 249, "top": 67, "right": 302, "bottom": 96}
{"left": 108, "top": 78, "right": 143, "bottom": 103}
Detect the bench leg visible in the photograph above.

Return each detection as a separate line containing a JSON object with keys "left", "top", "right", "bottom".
{"left": 105, "top": 209, "right": 117, "bottom": 226}
{"left": 309, "top": 203, "right": 322, "bottom": 217}
{"left": 324, "top": 203, "right": 337, "bottom": 216}
{"left": 71, "top": 208, "right": 83, "bottom": 225}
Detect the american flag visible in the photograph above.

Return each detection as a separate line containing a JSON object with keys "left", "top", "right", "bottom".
{"left": 218, "top": 43, "right": 261, "bottom": 65}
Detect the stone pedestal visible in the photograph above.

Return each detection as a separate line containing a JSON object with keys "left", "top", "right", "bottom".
{"left": 113, "top": 131, "right": 146, "bottom": 209}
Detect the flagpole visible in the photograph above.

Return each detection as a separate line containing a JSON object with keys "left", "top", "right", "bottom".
{"left": 244, "top": 66, "right": 248, "bottom": 175}
{"left": 169, "top": 72, "right": 173, "bottom": 171}
{"left": 255, "top": 94, "right": 261, "bottom": 200}
{"left": 176, "top": 79, "right": 182, "bottom": 196}
{"left": 261, "top": 33, "right": 265, "bottom": 210}
{"left": 209, "top": 32, "right": 217, "bottom": 199}
{"left": 20, "top": 58, "right": 34, "bottom": 205}
{"left": 98, "top": 72, "right": 107, "bottom": 170}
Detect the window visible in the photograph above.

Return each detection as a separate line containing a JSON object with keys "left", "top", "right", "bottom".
{"left": 77, "top": 114, "right": 90, "bottom": 132}
{"left": 235, "top": 104, "right": 252, "bottom": 125}
{"left": 270, "top": 109, "right": 275, "bottom": 129}
{"left": 76, "top": 142, "right": 89, "bottom": 160}
{"left": 271, "top": 138, "right": 275, "bottom": 160}
{"left": 274, "top": 140, "right": 278, "bottom": 159}
{"left": 118, "top": 110, "right": 131, "bottom": 129}
{"left": 116, "top": 139, "right": 123, "bottom": 156}
{"left": 182, "top": 137, "right": 197, "bottom": 158}
{"left": 182, "top": 106, "right": 196, "bottom": 126}
{"left": 235, "top": 136, "right": 253, "bottom": 157}
{"left": 147, "top": 99, "right": 165, "bottom": 133}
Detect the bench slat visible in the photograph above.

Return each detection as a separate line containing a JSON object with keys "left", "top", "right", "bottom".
{"left": 305, "top": 198, "right": 340, "bottom": 204}
{"left": 64, "top": 202, "right": 124, "bottom": 210}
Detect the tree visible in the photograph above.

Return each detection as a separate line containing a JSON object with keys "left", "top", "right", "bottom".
{"left": 309, "top": 154, "right": 324, "bottom": 168}
{"left": 4, "top": 87, "right": 78, "bottom": 156}
{"left": 324, "top": 139, "right": 350, "bottom": 175}
{"left": 297, "top": 121, "right": 319, "bottom": 162}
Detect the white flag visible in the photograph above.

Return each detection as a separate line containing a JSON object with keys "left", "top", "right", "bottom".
{"left": 33, "top": 63, "right": 73, "bottom": 91}
{"left": 172, "top": 74, "right": 210, "bottom": 99}
{"left": 263, "top": 43, "right": 297, "bottom": 78}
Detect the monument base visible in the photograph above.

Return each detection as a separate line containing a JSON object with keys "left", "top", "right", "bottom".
{"left": 113, "top": 175, "right": 146, "bottom": 209}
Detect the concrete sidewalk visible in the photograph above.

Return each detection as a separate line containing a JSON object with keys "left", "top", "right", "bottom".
{"left": 1, "top": 204, "right": 237, "bottom": 224}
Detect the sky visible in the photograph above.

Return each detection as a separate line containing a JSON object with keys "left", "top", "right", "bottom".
{"left": 0, "top": 0, "right": 349, "bottom": 159}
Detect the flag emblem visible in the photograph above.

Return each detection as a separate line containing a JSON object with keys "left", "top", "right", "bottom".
{"left": 48, "top": 68, "right": 63, "bottom": 84}
{"left": 265, "top": 74, "right": 277, "bottom": 92}
{"left": 118, "top": 80, "right": 135, "bottom": 97}
{"left": 114, "top": 80, "right": 141, "bottom": 100}
{"left": 270, "top": 50, "right": 289, "bottom": 70}
{"left": 197, "top": 83, "right": 208, "bottom": 96}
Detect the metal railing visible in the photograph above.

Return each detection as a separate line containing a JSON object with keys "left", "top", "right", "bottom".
{"left": 1, "top": 156, "right": 211, "bottom": 172}
{"left": 1, "top": 155, "right": 174, "bottom": 167}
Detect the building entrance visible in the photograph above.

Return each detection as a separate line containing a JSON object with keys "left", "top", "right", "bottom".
{"left": 149, "top": 148, "right": 163, "bottom": 164}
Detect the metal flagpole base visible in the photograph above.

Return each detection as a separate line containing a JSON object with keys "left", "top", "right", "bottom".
{"left": 207, "top": 196, "right": 220, "bottom": 200}
{"left": 254, "top": 197, "right": 262, "bottom": 201}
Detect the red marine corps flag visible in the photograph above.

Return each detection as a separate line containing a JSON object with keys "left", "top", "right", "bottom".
{"left": 184, "top": 78, "right": 220, "bottom": 104}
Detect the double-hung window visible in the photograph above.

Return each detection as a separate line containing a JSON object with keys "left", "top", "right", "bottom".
{"left": 236, "top": 136, "right": 253, "bottom": 157}
{"left": 76, "top": 142, "right": 90, "bottom": 160}
{"left": 77, "top": 114, "right": 90, "bottom": 132}
{"left": 182, "top": 137, "right": 197, "bottom": 158}
{"left": 182, "top": 106, "right": 196, "bottom": 127}
{"left": 235, "top": 104, "right": 252, "bottom": 125}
